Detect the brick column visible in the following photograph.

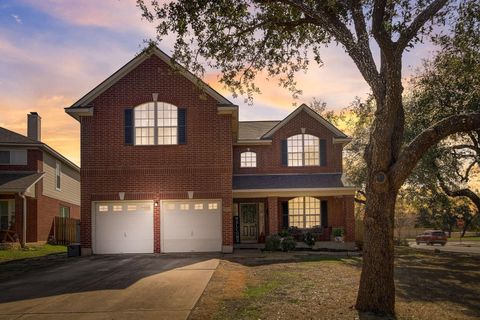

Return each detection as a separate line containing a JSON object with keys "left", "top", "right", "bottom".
{"left": 343, "top": 195, "right": 355, "bottom": 242}
{"left": 222, "top": 196, "right": 233, "bottom": 253}
{"left": 267, "top": 197, "right": 279, "bottom": 235}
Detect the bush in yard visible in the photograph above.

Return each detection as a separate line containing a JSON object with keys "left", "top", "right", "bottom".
{"left": 303, "top": 231, "right": 316, "bottom": 247}
{"left": 287, "top": 226, "right": 303, "bottom": 241}
{"left": 333, "top": 228, "right": 344, "bottom": 238}
{"left": 278, "top": 229, "right": 290, "bottom": 238}
{"left": 281, "top": 236, "right": 297, "bottom": 252}
{"left": 265, "top": 234, "right": 281, "bottom": 251}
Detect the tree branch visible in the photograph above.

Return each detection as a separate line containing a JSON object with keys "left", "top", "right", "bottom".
{"left": 371, "top": 0, "right": 394, "bottom": 51}
{"left": 390, "top": 113, "right": 480, "bottom": 189}
{"left": 396, "top": 0, "right": 449, "bottom": 53}
{"left": 269, "top": 0, "right": 382, "bottom": 95}
{"left": 438, "top": 175, "right": 480, "bottom": 212}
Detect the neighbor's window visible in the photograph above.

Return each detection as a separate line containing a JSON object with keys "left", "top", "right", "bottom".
{"left": 59, "top": 206, "right": 70, "bottom": 218}
{"left": 134, "top": 102, "right": 178, "bottom": 145}
{"left": 287, "top": 134, "right": 319, "bottom": 167}
{"left": 55, "top": 161, "right": 61, "bottom": 190}
{"left": 0, "top": 149, "right": 27, "bottom": 165}
{"left": 240, "top": 151, "right": 257, "bottom": 168}
{"left": 0, "top": 151, "right": 9, "bottom": 164}
{"left": 288, "top": 196, "right": 321, "bottom": 228}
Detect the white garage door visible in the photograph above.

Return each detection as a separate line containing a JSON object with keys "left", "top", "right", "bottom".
{"left": 161, "top": 200, "right": 222, "bottom": 252}
{"left": 94, "top": 201, "right": 154, "bottom": 254}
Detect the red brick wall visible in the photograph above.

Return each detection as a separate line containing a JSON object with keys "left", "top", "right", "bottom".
{"left": 233, "top": 110, "right": 344, "bottom": 174}
{"left": 79, "top": 55, "right": 233, "bottom": 252}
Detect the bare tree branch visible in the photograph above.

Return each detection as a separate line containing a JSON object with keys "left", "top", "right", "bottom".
{"left": 390, "top": 113, "right": 480, "bottom": 189}
{"left": 396, "top": 0, "right": 449, "bottom": 52}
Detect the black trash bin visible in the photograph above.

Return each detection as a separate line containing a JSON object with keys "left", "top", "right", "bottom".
{"left": 68, "top": 243, "right": 81, "bottom": 257}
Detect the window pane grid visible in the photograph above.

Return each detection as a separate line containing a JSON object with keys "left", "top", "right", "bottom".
{"left": 288, "top": 196, "right": 321, "bottom": 229}
{"left": 240, "top": 151, "right": 257, "bottom": 168}
{"left": 134, "top": 102, "right": 178, "bottom": 145}
{"left": 287, "top": 134, "right": 320, "bottom": 167}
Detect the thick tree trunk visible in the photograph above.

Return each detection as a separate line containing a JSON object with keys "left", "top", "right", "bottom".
{"left": 356, "top": 57, "right": 403, "bottom": 315}
{"left": 356, "top": 187, "right": 397, "bottom": 314}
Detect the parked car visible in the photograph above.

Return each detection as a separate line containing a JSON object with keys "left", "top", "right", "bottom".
{"left": 416, "top": 230, "right": 448, "bottom": 246}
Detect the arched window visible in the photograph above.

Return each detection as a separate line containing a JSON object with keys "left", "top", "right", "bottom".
{"left": 288, "top": 196, "right": 321, "bottom": 228}
{"left": 240, "top": 151, "right": 257, "bottom": 168}
{"left": 287, "top": 134, "right": 319, "bottom": 166}
{"left": 134, "top": 102, "right": 178, "bottom": 145}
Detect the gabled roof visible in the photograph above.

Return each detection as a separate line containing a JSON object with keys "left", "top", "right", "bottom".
{"left": 66, "top": 46, "right": 234, "bottom": 110}
{"left": 261, "top": 104, "right": 348, "bottom": 139}
{"left": 0, "top": 172, "right": 44, "bottom": 193}
{"left": 238, "top": 121, "right": 280, "bottom": 140}
{"left": 0, "top": 127, "right": 80, "bottom": 172}
{"left": 0, "top": 128, "right": 38, "bottom": 144}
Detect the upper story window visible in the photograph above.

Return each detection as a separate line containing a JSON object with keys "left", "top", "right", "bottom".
{"left": 287, "top": 134, "right": 319, "bottom": 167}
{"left": 55, "top": 161, "right": 61, "bottom": 190}
{"left": 0, "top": 149, "right": 27, "bottom": 165}
{"left": 134, "top": 102, "right": 178, "bottom": 145}
{"left": 240, "top": 151, "right": 257, "bottom": 168}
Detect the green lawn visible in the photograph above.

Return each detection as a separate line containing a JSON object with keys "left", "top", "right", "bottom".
{"left": 449, "top": 236, "right": 480, "bottom": 241}
{"left": 0, "top": 244, "right": 67, "bottom": 262}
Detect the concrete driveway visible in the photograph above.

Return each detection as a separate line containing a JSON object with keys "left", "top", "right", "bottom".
{"left": 0, "top": 254, "right": 220, "bottom": 320}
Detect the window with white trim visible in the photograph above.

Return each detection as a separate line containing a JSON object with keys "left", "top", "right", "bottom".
{"left": 287, "top": 134, "right": 319, "bottom": 167}
{"left": 288, "top": 196, "right": 321, "bottom": 228}
{"left": 240, "top": 151, "right": 257, "bottom": 168}
{"left": 134, "top": 102, "right": 178, "bottom": 145}
{"left": 55, "top": 161, "right": 61, "bottom": 190}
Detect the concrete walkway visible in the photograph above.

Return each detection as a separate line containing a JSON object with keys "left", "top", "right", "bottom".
{"left": 0, "top": 254, "right": 219, "bottom": 320}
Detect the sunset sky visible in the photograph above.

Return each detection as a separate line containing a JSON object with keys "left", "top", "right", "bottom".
{"left": 0, "top": 0, "right": 438, "bottom": 166}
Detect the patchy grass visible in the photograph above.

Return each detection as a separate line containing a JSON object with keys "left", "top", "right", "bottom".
{"left": 190, "top": 250, "right": 480, "bottom": 320}
{"left": 0, "top": 244, "right": 66, "bottom": 262}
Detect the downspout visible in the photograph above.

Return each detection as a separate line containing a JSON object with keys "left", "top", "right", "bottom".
{"left": 18, "top": 192, "right": 27, "bottom": 248}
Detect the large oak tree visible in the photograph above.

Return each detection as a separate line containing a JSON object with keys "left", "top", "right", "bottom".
{"left": 137, "top": 0, "right": 480, "bottom": 314}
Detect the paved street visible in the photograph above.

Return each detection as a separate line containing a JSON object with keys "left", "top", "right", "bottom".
{"left": 409, "top": 241, "right": 480, "bottom": 255}
{"left": 0, "top": 254, "right": 219, "bottom": 320}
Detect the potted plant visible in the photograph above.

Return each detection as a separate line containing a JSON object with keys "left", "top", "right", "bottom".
{"left": 333, "top": 228, "right": 344, "bottom": 242}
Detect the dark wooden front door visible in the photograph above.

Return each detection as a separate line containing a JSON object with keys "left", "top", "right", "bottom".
{"left": 240, "top": 203, "right": 258, "bottom": 242}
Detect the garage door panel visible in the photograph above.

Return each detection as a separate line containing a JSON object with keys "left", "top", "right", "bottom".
{"left": 94, "top": 201, "right": 154, "bottom": 254}
{"left": 162, "top": 200, "right": 222, "bottom": 253}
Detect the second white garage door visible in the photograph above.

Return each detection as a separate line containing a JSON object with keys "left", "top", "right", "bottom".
{"left": 161, "top": 200, "right": 222, "bottom": 252}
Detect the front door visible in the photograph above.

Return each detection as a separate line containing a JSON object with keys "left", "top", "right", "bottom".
{"left": 240, "top": 203, "right": 258, "bottom": 242}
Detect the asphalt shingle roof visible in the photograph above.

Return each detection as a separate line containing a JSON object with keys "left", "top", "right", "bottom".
{"left": 233, "top": 173, "right": 347, "bottom": 190}
{"left": 238, "top": 121, "right": 280, "bottom": 140}
{"left": 0, "top": 127, "right": 39, "bottom": 144}
{"left": 0, "top": 172, "right": 44, "bottom": 192}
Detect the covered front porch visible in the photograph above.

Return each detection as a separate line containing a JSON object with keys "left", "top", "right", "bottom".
{"left": 232, "top": 173, "right": 356, "bottom": 249}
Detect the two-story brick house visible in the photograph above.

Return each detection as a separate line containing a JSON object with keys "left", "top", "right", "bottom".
{"left": 65, "top": 47, "right": 355, "bottom": 254}
{"left": 0, "top": 113, "right": 80, "bottom": 245}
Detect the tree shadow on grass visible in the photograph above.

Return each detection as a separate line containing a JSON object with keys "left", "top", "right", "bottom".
{"left": 394, "top": 249, "right": 480, "bottom": 318}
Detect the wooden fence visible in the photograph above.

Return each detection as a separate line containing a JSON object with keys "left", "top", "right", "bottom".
{"left": 54, "top": 217, "right": 80, "bottom": 245}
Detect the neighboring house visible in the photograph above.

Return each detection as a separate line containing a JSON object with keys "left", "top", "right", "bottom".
{"left": 65, "top": 46, "right": 355, "bottom": 255}
{"left": 0, "top": 113, "right": 80, "bottom": 244}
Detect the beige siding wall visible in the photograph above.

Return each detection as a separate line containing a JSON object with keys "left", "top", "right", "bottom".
{"left": 42, "top": 152, "right": 80, "bottom": 206}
